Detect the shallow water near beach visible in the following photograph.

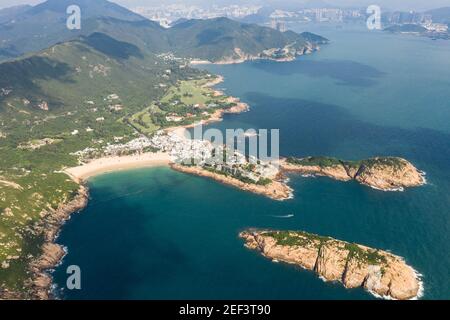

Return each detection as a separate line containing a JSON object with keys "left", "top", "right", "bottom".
{"left": 54, "top": 25, "right": 450, "bottom": 300}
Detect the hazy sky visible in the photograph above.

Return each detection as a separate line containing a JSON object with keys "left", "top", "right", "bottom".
{"left": 0, "top": 0, "right": 449, "bottom": 11}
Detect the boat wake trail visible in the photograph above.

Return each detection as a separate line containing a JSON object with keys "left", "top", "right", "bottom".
{"left": 269, "top": 214, "right": 295, "bottom": 219}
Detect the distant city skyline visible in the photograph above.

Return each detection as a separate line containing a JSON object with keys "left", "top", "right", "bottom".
{"left": 0, "top": 0, "right": 449, "bottom": 12}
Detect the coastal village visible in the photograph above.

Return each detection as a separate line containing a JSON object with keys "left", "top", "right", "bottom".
{"left": 70, "top": 75, "right": 283, "bottom": 190}
{"left": 72, "top": 128, "right": 281, "bottom": 189}
{"left": 0, "top": 18, "right": 429, "bottom": 300}
{"left": 1, "top": 68, "right": 427, "bottom": 300}
{"left": 69, "top": 72, "right": 427, "bottom": 200}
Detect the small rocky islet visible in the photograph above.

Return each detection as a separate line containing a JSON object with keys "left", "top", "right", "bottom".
{"left": 240, "top": 229, "right": 422, "bottom": 300}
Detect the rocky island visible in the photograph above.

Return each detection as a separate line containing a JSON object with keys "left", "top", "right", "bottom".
{"left": 240, "top": 229, "right": 422, "bottom": 300}
{"left": 0, "top": 0, "right": 428, "bottom": 300}
{"left": 280, "top": 156, "right": 426, "bottom": 191}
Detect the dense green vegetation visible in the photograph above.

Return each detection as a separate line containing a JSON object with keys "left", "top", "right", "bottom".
{"left": 0, "top": 0, "right": 327, "bottom": 63}
{"left": 344, "top": 243, "right": 387, "bottom": 265}
{"left": 357, "top": 157, "right": 406, "bottom": 171}
{"left": 265, "top": 230, "right": 332, "bottom": 247}
{"left": 286, "top": 156, "right": 343, "bottom": 167}
{"left": 0, "top": 0, "right": 149, "bottom": 60}
{"left": 126, "top": 78, "right": 235, "bottom": 135}
{"left": 264, "top": 230, "right": 387, "bottom": 265}
{"left": 0, "top": 0, "right": 328, "bottom": 297}
{"left": 0, "top": 32, "right": 205, "bottom": 295}
{"left": 167, "top": 18, "right": 328, "bottom": 62}
{"left": 286, "top": 156, "right": 406, "bottom": 172}
{"left": 257, "top": 178, "right": 273, "bottom": 186}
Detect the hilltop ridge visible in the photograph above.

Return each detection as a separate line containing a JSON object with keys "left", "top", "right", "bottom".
{"left": 0, "top": 0, "right": 327, "bottom": 62}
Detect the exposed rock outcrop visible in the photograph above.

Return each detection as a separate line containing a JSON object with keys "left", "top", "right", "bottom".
{"left": 171, "top": 164, "right": 293, "bottom": 201}
{"left": 214, "top": 41, "right": 323, "bottom": 65}
{"left": 240, "top": 229, "right": 421, "bottom": 300}
{"left": 0, "top": 186, "right": 89, "bottom": 300}
{"left": 281, "top": 157, "right": 426, "bottom": 191}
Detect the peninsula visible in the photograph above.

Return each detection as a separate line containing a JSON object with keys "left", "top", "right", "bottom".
{"left": 171, "top": 163, "right": 293, "bottom": 201}
{"left": 0, "top": 0, "right": 425, "bottom": 301}
{"left": 240, "top": 229, "right": 422, "bottom": 300}
{"left": 281, "top": 156, "right": 426, "bottom": 191}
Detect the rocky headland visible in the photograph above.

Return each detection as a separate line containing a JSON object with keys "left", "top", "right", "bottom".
{"left": 281, "top": 156, "right": 426, "bottom": 191}
{"left": 240, "top": 229, "right": 422, "bottom": 300}
{"left": 192, "top": 40, "right": 326, "bottom": 65}
{"left": 170, "top": 164, "right": 293, "bottom": 201}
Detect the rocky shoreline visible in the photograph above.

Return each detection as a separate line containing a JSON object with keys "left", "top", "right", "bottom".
{"left": 280, "top": 157, "right": 426, "bottom": 191}
{"left": 191, "top": 42, "right": 322, "bottom": 65}
{"left": 1, "top": 69, "right": 427, "bottom": 299}
{"left": 1, "top": 186, "right": 89, "bottom": 300}
{"left": 0, "top": 80, "right": 252, "bottom": 300}
{"left": 240, "top": 229, "right": 422, "bottom": 300}
{"left": 28, "top": 185, "right": 89, "bottom": 300}
{"left": 30, "top": 185, "right": 89, "bottom": 300}
{"left": 0, "top": 73, "right": 253, "bottom": 299}
{"left": 171, "top": 164, "right": 293, "bottom": 201}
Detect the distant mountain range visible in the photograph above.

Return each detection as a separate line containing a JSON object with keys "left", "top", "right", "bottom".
{"left": 0, "top": 0, "right": 147, "bottom": 60}
{"left": 0, "top": 0, "right": 327, "bottom": 114}
{"left": 0, "top": 0, "right": 327, "bottom": 63}
{"left": 426, "top": 7, "right": 450, "bottom": 24}
{"left": 0, "top": 5, "right": 32, "bottom": 23}
{"left": 166, "top": 17, "right": 327, "bottom": 62}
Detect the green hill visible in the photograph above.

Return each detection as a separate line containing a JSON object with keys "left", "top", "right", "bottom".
{"left": 0, "top": 32, "right": 200, "bottom": 114}
{"left": 0, "top": 0, "right": 148, "bottom": 61}
{"left": 0, "top": 33, "right": 206, "bottom": 296}
{"left": 0, "top": 1, "right": 327, "bottom": 297}
{"left": 0, "top": 0, "right": 327, "bottom": 63}
{"left": 166, "top": 17, "right": 328, "bottom": 62}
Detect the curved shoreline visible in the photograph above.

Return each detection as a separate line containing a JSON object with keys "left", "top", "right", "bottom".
{"left": 64, "top": 152, "right": 171, "bottom": 183}
{"left": 32, "top": 152, "right": 424, "bottom": 300}
{"left": 3, "top": 48, "right": 427, "bottom": 299}
{"left": 8, "top": 76, "right": 250, "bottom": 300}
{"left": 25, "top": 186, "right": 89, "bottom": 300}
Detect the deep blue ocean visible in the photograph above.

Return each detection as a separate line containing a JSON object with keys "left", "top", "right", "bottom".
{"left": 54, "top": 24, "right": 450, "bottom": 300}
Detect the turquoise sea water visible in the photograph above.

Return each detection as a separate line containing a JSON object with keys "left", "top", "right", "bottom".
{"left": 54, "top": 25, "right": 450, "bottom": 300}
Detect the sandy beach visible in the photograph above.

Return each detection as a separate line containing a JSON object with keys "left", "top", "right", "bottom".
{"left": 65, "top": 152, "right": 171, "bottom": 182}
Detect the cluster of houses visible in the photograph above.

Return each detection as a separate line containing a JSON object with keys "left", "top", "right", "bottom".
{"left": 103, "top": 137, "right": 155, "bottom": 155}
{"left": 71, "top": 128, "right": 279, "bottom": 184}
{"left": 423, "top": 22, "right": 449, "bottom": 33}
{"left": 165, "top": 114, "right": 185, "bottom": 123}
{"left": 149, "top": 131, "right": 279, "bottom": 183}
